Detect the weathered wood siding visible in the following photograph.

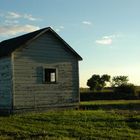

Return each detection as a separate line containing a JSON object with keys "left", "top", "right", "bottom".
{"left": 12, "top": 31, "right": 79, "bottom": 110}
{"left": 0, "top": 57, "right": 12, "bottom": 110}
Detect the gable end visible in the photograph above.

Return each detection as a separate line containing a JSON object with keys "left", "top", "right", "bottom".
{"left": 0, "top": 27, "right": 82, "bottom": 60}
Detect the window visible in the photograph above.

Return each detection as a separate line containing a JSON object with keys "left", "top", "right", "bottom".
{"left": 44, "top": 68, "right": 57, "bottom": 83}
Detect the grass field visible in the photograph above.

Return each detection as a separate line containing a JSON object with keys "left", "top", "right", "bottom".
{"left": 80, "top": 100, "right": 140, "bottom": 110}
{"left": 0, "top": 100, "right": 139, "bottom": 140}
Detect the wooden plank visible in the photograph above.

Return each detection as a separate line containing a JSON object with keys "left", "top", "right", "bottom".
{"left": 0, "top": 57, "right": 12, "bottom": 108}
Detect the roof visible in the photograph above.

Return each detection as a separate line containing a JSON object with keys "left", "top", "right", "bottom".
{"left": 0, "top": 27, "right": 82, "bottom": 60}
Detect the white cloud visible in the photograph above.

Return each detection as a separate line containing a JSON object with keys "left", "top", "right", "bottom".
{"left": 7, "top": 12, "right": 21, "bottom": 19}
{"left": 95, "top": 33, "right": 123, "bottom": 45}
{"left": 23, "top": 14, "right": 37, "bottom": 21}
{"left": 96, "top": 37, "right": 112, "bottom": 45}
{"left": 54, "top": 25, "right": 64, "bottom": 32}
{"left": 0, "top": 25, "right": 40, "bottom": 36}
{"left": 95, "top": 34, "right": 117, "bottom": 45}
{"left": 103, "top": 35, "right": 116, "bottom": 39}
{"left": 5, "top": 20, "right": 19, "bottom": 24}
{"left": 5, "top": 12, "right": 38, "bottom": 21}
{"left": 82, "top": 21, "right": 92, "bottom": 25}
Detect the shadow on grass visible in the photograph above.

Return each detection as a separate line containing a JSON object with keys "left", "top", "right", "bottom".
{"left": 80, "top": 103, "right": 140, "bottom": 111}
{"left": 126, "top": 118, "right": 140, "bottom": 129}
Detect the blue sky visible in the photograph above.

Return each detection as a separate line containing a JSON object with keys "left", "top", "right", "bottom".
{"left": 0, "top": 0, "right": 140, "bottom": 87}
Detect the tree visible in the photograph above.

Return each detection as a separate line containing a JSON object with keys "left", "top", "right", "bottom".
{"left": 87, "top": 75, "right": 100, "bottom": 90}
{"left": 87, "top": 74, "right": 110, "bottom": 91}
{"left": 100, "top": 74, "right": 111, "bottom": 87}
{"left": 111, "top": 76, "right": 129, "bottom": 87}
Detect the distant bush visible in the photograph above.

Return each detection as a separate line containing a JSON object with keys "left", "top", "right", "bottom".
{"left": 114, "top": 84, "right": 138, "bottom": 99}
{"left": 80, "top": 85, "right": 139, "bottom": 101}
{"left": 80, "top": 91, "right": 116, "bottom": 101}
{"left": 114, "top": 84, "right": 135, "bottom": 94}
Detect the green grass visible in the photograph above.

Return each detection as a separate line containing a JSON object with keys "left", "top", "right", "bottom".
{"left": 80, "top": 100, "right": 140, "bottom": 110}
{"left": 0, "top": 100, "right": 139, "bottom": 139}
{"left": 81, "top": 100, "right": 140, "bottom": 105}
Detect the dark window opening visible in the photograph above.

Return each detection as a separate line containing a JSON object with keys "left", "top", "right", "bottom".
{"left": 44, "top": 68, "right": 56, "bottom": 83}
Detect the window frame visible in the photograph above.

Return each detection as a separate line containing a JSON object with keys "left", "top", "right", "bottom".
{"left": 43, "top": 67, "right": 58, "bottom": 84}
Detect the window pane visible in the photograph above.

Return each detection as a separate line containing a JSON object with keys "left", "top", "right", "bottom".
{"left": 50, "top": 72, "right": 56, "bottom": 82}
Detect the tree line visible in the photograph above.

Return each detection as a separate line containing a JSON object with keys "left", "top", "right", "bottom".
{"left": 87, "top": 74, "right": 130, "bottom": 90}
{"left": 80, "top": 74, "right": 139, "bottom": 100}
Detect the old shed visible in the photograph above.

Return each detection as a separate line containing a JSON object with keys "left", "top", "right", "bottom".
{"left": 0, "top": 27, "right": 82, "bottom": 113}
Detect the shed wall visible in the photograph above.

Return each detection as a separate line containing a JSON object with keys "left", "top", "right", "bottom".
{"left": 13, "top": 32, "right": 79, "bottom": 110}
{"left": 0, "top": 57, "right": 12, "bottom": 110}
